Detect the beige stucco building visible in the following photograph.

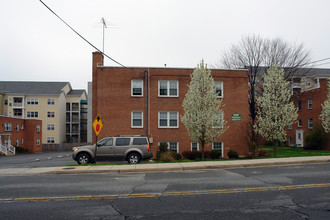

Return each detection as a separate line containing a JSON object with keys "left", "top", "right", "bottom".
{"left": 0, "top": 82, "right": 87, "bottom": 146}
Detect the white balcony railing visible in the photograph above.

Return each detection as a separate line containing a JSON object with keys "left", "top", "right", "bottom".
{"left": 13, "top": 103, "right": 24, "bottom": 108}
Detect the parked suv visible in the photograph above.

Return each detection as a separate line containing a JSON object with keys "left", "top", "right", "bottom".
{"left": 72, "top": 136, "right": 152, "bottom": 165}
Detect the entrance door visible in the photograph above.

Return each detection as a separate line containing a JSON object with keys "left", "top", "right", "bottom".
{"left": 296, "top": 130, "right": 304, "bottom": 147}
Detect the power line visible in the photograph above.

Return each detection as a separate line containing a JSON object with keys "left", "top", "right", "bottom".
{"left": 307, "top": 57, "right": 330, "bottom": 65}
{"left": 39, "top": 0, "right": 128, "bottom": 69}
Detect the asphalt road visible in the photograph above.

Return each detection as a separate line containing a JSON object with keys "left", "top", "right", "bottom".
{"left": 1, "top": 163, "right": 330, "bottom": 219}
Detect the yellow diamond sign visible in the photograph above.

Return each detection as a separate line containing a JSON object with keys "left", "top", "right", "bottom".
{"left": 93, "top": 114, "right": 103, "bottom": 136}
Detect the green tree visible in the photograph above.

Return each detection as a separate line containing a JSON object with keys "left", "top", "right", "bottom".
{"left": 254, "top": 65, "right": 298, "bottom": 157}
{"left": 320, "top": 79, "right": 330, "bottom": 133}
{"left": 181, "top": 60, "right": 227, "bottom": 160}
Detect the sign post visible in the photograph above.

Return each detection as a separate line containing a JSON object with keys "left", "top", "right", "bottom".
{"left": 93, "top": 114, "right": 103, "bottom": 161}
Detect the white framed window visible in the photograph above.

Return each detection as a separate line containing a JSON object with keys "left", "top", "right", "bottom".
{"left": 16, "top": 139, "right": 19, "bottom": 146}
{"left": 308, "top": 99, "right": 312, "bottom": 109}
{"left": 191, "top": 142, "right": 199, "bottom": 151}
{"left": 212, "top": 112, "right": 224, "bottom": 128}
{"left": 308, "top": 118, "right": 313, "bottom": 129}
{"left": 21, "top": 124, "right": 24, "bottom": 130}
{"left": 27, "top": 98, "right": 39, "bottom": 105}
{"left": 297, "top": 100, "right": 302, "bottom": 111}
{"left": 21, "top": 138, "right": 24, "bottom": 144}
{"left": 212, "top": 141, "right": 224, "bottom": 158}
{"left": 47, "top": 111, "right": 55, "bottom": 118}
{"left": 47, "top": 98, "right": 55, "bottom": 105}
{"left": 288, "top": 124, "right": 292, "bottom": 130}
{"left": 36, "top": 139, "right": 40, "bottom": 146}
{"left": 131, "top": 111, "right": 143, "bottom": 128}
{"left": 158, "top": 80, "right": 178, "bottom": 97}
{"left": 47, "top": 124, "right": 55, "bottom": 131}
{"left": 27, "top": 111, "right": 38, "bottom": 118}
{"left": 158, "top": 111, "right": 179, "bottom": 128}
{"left": 306, "top": 79, "right": 311, "bottom": 87}
{"left": 36, "top": 125, "right": 40, "bottom": 133}
{"left": 15, "top": 124, "right": 19, "bottom": 131}
{"left": 47, "top": 137, "right": 55, "bottom": 144}
{"left": 215, "top": 81, "right": 223, "bottom": 98}
{"left": 4, "top": 123, "right": 12, "bottom": 131}
{"left": 131, "top": 80, "right": 143, "bottom": 96}
{"left": 159, "top": 141, "right": 179, "bottom": 153}
{"left": 4, "top": 139, "right": 9, "bottom": 147}
{"left": 298, "top": 119, "right": 302, "bottom": 128}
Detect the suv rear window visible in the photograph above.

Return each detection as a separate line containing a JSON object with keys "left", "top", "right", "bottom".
{"left": 133, "top": 138, "right": 148, "bottom": 145}
{"left": 116, "top": 138, "right": 130, "bottom": 146}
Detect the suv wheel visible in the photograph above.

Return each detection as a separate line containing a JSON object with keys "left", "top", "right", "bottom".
{"left": 77, "top": 153, "right": 91, "bottom": 165}
{"left": 127, "top": 152, "right": 141, "bottom": 164}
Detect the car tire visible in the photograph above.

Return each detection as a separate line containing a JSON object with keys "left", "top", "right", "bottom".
{"left": 127, "top": 152, "right": 141, "bottom": 164}
{"left": 77, "top": 153, "right": 91, "bottom": 165}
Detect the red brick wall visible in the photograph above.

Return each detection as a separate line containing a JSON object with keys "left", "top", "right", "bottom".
{"left": 92, "top": 52, "right": 249, "bottom": 158}
{"left": 0, "top": 116, "right": 42, "bottom": 153}
{"left": 287, "top": 80, "right": 330, "bottom": 149}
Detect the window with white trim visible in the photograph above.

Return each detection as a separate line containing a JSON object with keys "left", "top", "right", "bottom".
{"left": 131, "top": 111, "right": 143, "bottom": 128}
{"left": 308, "top": 99, "right": 312, "bottom": 109}
{"left": 36, "top": 139, "right": 40, "bottom": 146}
{"left": 16, "top": 124, "right": 19, "bottom": 131}
{"left": 131, "top": 80, "right": 143, "bottom": 96}
{"left": 47, "top": 111, "right": 55, "bottom": 118}
{"left": 308, "top": 118, "right": 313, "bottom": 129}
{"left": 158, "top": 111, "right": 179, "bottom": 128}
{"left": 16, "top": 139, "right": 19, "bottom": 146}
{"left": 215, "top": 81, "right": 223, "bottom": 98}
{"left": 159, "top": 142, "right": 179, "bottom": 153}
{"left": 159, "top": 80, "right": 178, "bottom": 97}
{"left": 297, "top": 100, "right": 302, "bottom": 111}
{"left": 27, "top": 98, "right": 39, "bottom": 105}
{"left": 4, "top": 123, "right": 12, "bottom": 131}
{"left": 21, "top": 138, "right": 24, "bottom": 144}
{"left": 298, "top": 119, "right": 302, "bottom": 127}
{"left": 27, "top": 111, "right": 38, "bottom": 118}
{"left": 288, "top": 124, "right": 292, "bottom": 130}
{"left": 47, "top": 137, "right": 55, "bottom": 144}
{"left": 47, "top": 124, "right": 55, "bottom": 131}
{"left": 212, "top": 112, "right": 224, "bottom": 128}
{"left": 47, "top": 98, "right": 55, "bottom": 105}
{"left": 212, "top": 142, "right": 223, "bottom": 156}
{"left": 191, "top": 142, "right": 199, "bottom": 151}
{"left": 21, "top": 124, "right": 24, "bottom": 130}
{"left": 306, "top": 79, "right": 311, "bottom": 87}
{"left": 36, "top": 125, "right": 40, "bottom": 133}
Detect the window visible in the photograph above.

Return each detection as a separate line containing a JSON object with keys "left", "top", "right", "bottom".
{"left": 288, "top": 124, "right": 292, "bottom": 130}
{"left": 47, "top": 124, "right": 55, "bottom": 131}
{"left": 289, "top": 137, "right": 293, "bottom": 146}
{"left": 47, "top": 98, "right": 55, "bottom": 105}
{"left": 98, "top": 138, "right": 113, "bottom": 146}
{"left": 4, "top": 99, "right": 8, "bottom": 105}
{"left": 158, "top": 111, "right": 179, "bottom": 128}
{"left": 36, "top": 139, "right": 40, "bottom": 146}
{"left": 215, "top": 81, "right": 223, "bottom": 98}
{"left": 4, "top": 139, "right": 9, "bottom": 146}
{"left": 47, "top": 137, "right": 55, "bottom": 143}
{"left": 16, "top": 124, "right": 19, "bottom": 131}
{"left": 297, "top": 100, "right": 302, "bottom": 111}
{"left": 27, "top": 98, "right": 39, "bottom": 105}
{"left": 21, "top": 124, "right": 24, "bottom": 130}
{"left": 4, "top": 123, "right": 12, "bottom": 131}
{"left": 131, "top": 80, "right": 143, "bottom": 96}
{"left": 212, "top": 112, "right": 224, "bottom": 128}
{"left": 131, "top": 111, "right": 143, "bottom": 128}
{"left": 298, "top": 119, "right": 302, "bottom": 128}
{"left": 116, "top": 138, "right": 130, "bottom": 146}
{"left": 159, "top": 142, "right": 179, "bottom": 153}
{"left": 27, "top": 111, "right": 38, "bottom": 118}
{"left": 47, "top": 111, "right": 55, "bottom": 118}
{"left": 308, "top": 99, "right": 312, "bottom": 109}
{"left": 133, "top": 138, "right": 148, "bottom": 145}
{"left": 36, "top": 125, "right": 40, "bottom": 133}
{"left": 212, "top": 142, "right": 223, "bottom": 151}
{"left": 306, "top": 79, "right": 311, "bottom": 87}
{"left": 159, "top": 80, "right": 178, "bottom": 97}
{"left": 16, "top": 139, "right": 19, "bottom": 146}
{"left": 21, "top": 139, "right": 24, "bottom": 144}
{"left": 191, "top": 142, "right": 199, "bottom": 151}
{"left": 308, "top": 118, "right": 313, "bottom": 129}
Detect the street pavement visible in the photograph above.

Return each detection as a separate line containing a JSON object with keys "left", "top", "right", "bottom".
{"left": 1, "top": 155, "right": 330, "bottom": 176}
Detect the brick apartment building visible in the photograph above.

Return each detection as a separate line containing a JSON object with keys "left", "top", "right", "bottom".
{"left": 287, "top": 80, "right": 330, "bottom": 149}
{"left": 0, "top": 116, "right": 42, "bottom": 153}
{"left": 92, "top": 52, "right": 250, "bottom": 158}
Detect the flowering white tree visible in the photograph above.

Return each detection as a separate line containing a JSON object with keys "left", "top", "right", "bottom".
{"left": 181, "top": 60, "right": 227, "bottom": 160}
{"left": 254, "top": 65, "right": 298, "bottom": 157}
{"left": 320, "top": 79, "right": 330, "bottom": 133}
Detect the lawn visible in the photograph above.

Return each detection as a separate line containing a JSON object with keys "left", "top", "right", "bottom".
{"left": 261, "top": 146, "right": 330, "bottom": 158}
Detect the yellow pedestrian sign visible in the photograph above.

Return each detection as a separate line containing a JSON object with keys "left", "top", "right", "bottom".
{"left": 93, "top": 114, "right": 103, "bottom": 136}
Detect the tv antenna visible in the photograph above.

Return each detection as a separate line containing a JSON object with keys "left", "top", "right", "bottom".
{"left": 101, "top": 17, "right": 107, "bottom": 54}
{"left": 97, "top": 17, "right": 120, "bottom": 54}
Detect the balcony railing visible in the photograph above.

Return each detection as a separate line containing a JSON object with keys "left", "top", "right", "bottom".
{"left": 13, "top": 103, "right": 24, "bottom": 108}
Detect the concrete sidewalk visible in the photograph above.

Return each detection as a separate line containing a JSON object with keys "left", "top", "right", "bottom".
{"left": 1, "top": 156, "right": 330, "bottom": 176}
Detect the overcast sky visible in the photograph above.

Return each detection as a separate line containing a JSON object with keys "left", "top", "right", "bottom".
{"left": 1, "top": 0, "right": 330, "bottom": 90}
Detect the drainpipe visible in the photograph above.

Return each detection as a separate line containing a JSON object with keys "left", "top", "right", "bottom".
{"left": 144, "top": 70, "right": 148, "bottom": 137}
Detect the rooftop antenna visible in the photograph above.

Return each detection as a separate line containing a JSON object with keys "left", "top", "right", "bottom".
{"left": 101, "top": 17, "right": 107, "bottom": 54}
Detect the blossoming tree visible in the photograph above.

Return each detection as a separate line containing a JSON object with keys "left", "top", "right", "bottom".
{"left": 320, "top": 79, "right": 330, "bottom": 133}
